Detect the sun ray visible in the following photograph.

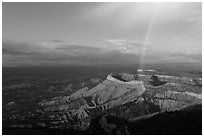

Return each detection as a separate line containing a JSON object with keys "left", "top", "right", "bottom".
{"left": 139, "top": 4, "right": 161, "bottom": 70}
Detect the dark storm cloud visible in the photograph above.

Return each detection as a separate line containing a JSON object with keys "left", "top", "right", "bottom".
{"left": 2, "top": 40, "right": 139, "bottom": 67}
{"left": 56, "top": 44, "right": 101, "bottom": 53}
{"left": 35, "top": 50, "right": 139, "bottom": 64}
{"left": 3, "top": 47, "right": 23, "bottom": 55}
{"left": 51, "top": 39, "right": 64, "bottom": 43}
{"left": 2, "top": 40, "right": 43, "bottom": 55}
{"left": 2, "top": 41, "right": 30, "bottom": 55}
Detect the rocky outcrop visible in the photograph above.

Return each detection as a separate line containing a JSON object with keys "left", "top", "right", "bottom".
{"left": 40, "top": 74, "right": 145, "bottom": 121}
{"left": 153, "top": 91, "right": 202, "bottom": 111}
{"left": 39, "top": 71, "right": 202, "bottom": 131}
{"left": 111, "top": 73, "right": 137, "bottom": 82}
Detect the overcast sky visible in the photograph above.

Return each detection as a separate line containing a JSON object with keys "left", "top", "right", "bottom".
{"left": 2, "top": 2, "right": 202, "bottom": 67}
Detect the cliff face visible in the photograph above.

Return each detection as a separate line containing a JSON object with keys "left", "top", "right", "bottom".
{"left": 39, "top": 71, "right": 202, "bottom": 131}
{"left": 153, "top": 91, "right": 201, "bottom": 111}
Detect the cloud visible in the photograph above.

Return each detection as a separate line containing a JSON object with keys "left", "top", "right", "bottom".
{"left": 169, "top": 49, "right": 202, "bottom": 62}
{"left": 55, "top": 44, "right": 103, "bottom": 56}
{"left": 2, "top": 40, "right": 140, "bottom": 67}
{"left": 108, "top": 39, "right": 148, "bottom": 47}
{"left": 107, "top": 39, "right": 152, "bottom": 54}
{"left": 56, "top": 45, "right": 99, "bottom": 51}
{"left": 2, "top": 40, "right": 43, "bottom": 55}
{"left": 3, "top": 39, "right": 201, "bottom": 67}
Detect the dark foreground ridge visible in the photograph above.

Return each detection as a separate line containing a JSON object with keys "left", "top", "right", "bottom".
{"left": 3, "top": 104, "right": 202, "bottom": 135}
{"left": 88, "top": 104, "right": 202, "bottom": 135}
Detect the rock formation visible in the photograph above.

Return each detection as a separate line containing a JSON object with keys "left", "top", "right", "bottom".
{"left": 40, "top": 74, "right": 145, "bottom": 121}
{"left": 39, "top": 70, "right": 202, "bottom": 131}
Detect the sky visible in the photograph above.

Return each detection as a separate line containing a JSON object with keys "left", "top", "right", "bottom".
{"left": 2, "top": 2, "right": 202, "bottom": 67}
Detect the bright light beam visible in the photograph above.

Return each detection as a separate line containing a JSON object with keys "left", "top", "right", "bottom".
{"left": 139, "top": 4, "right": 161, "bottom": 70}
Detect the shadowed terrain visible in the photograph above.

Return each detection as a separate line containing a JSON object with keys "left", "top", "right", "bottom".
{"left": 2, "top": 65, "right": 202, "bottom": 135}
{"left": 3, "top": 105, "right": 202, "bottom": 135}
